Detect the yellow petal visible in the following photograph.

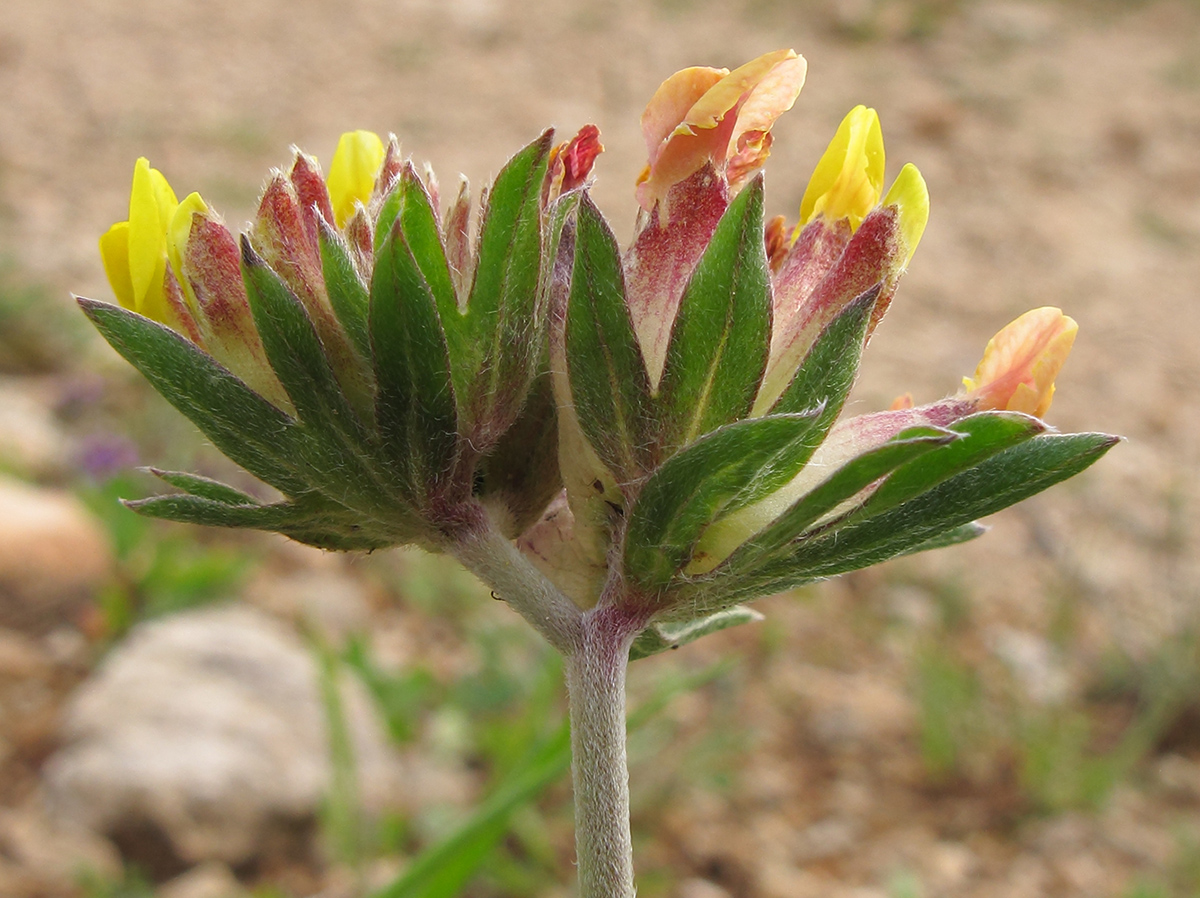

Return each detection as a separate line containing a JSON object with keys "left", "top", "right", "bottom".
{"left": 327, "top": 130, "right": 385, "bottom": 228}
{"left": 98, "top": 221, "right": 135, "bottom": 310}
{"left": 167, "top": 192, "right": 209, "bottom": 306}
{"left": 962, "top": 307, "right": 1078, "bottom": 418}
{"left": 800, "top": 105, "right": 885, "bottom": 231}
{"left": 881, "top": 162, "right": 929, "bottom": 264}
{"left": 127, "top": 158, "right": 178, "bottom": 314}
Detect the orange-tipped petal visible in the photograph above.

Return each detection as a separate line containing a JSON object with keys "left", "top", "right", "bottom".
{"left": 636, "top": 50, "right": 805, "bottom": 211}
{"left": 962, "top": 307, "right": 1078, "bottom": 418}
{"left": 641, "top": 66, "right": 728, "bottom": 164}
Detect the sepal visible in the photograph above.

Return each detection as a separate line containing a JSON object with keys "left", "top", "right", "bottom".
{"left": 629, "top": 605, "right": 763, "bottom": 661}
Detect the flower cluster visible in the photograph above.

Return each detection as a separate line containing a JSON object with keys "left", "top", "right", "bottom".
{"left": 83, "top": 49, "right": 1114, "bottom": 658}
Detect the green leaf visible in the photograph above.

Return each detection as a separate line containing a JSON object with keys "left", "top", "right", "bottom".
{"left": 853, "top": 411, "right": 1046, "bottom": 519}
{"left": 896, "top": 521, "right": 987, "bottom": 556}
{"left": 241, "top": 239, "right": 370, "bottom": 444}
{"left": 319, "top": 219, "right": 371, "bottom": 360}
{"left": 77, "top": 298, "right": 310, "bottom": 497}
{"left": 456, "top": 132, "right": 553, "bottom": 442}
{"left": 657, "top": 177, "right": 770, "bottom": 448}
{"left": 242, "top": 240, "right": 392, "bottom": 502}
{"left": 369, "top": 722, "right": 571, "bottom": 898}
{"left": 770, "top": 285, "right": 875, "bottom": 419}
{"left": 474, "top": 372, "right": 561, "bottom": 536}
{"left": 127, "top": 492, "right": 415, "bottom": 551}
{"left": 757, "top": 431, "right": 1119, "bottom": 581}
{"left": 624, "top": 412, "right": 825, "bottom": 589}
{"left": 565, "top": 195, "right": 655, "bottom": 480}
{"left": 629, "top": 605, "right": 763, "bottom": 661}
{"left": 370, "top": 220, "right": 459, "bottom": 499}
{"left": 720, "top": 425, "right": 959, "bottom": 574}
{"left": 148, "top": 469, "right": 259, "bottom": 506}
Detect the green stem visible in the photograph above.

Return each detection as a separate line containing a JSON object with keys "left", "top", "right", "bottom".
{"left": 565, "top": 603, "right": 646, "bottom": 898}
{"left": 448, "top": 504, "right": 644, "bottom": 896}
{"left": 448, "top": 505, "right": 583, "bottom": 655}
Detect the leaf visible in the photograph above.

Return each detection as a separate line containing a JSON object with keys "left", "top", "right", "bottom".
{"left": 624, "top": 412, "right": 825, "bottom": 589}
{"left": 629, "top": 605, "right": 763, "bottom": 661}
{"left": 78, "top": 298, "right": 310, "bottom": 497}
{"left": 241, "top": 240, "right": 370, "bottom": 443}
{"left": 319, "top": 219, "right": 372, "bottom": 359}
{"left": 127, "top": 492, "right": 416, "bottom": 551}
{"left": 370, "top": 220, "right": 460, "bottom": 499}
{"left": 370, "top": 723, "right": 571, "bottom": 898}
{"left": 895, "top": 521, "right": 988, "bottom": 556}
{"left": 657, "top": 177, "right": 771, "bottom": 448}
{"left": 456, "top": 132, "right": 554, "bottom": 442}
{"left": 770, "top": 285, "right": 876, "bottom": 421}
{"left": 565, "top": 195, "right": 655, "bottom": 480}
{"left": 148, "top": 469, "right": 259, "bottom": 506}
{"left": 853, "top": 411, "right": 1046, "bottom": 519}
{"left": 242, "top": 240, "right": 391, "bottom": 499}
{"left": 755, "top": 431, "right": 1119, "bottom": 582}
{"left": 720, "top": 425, "right": 959, "bottom": 574}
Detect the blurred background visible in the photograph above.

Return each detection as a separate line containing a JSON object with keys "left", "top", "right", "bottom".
{"left": 0, "top": 0, "right": 1198, "bottom": 896}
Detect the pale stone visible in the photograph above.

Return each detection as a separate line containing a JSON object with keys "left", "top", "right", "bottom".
{"left": 0, "top": 475, "right": 112, "bottom": 634}
{"left": 0, "top": 804, "right": 121, "bottom": 889}
{"left": 245, "top": 568, "right": 372, "bottom": 644}
{"left": 159, "top": 861, "right": 247, "bottom": 898}
{"left": 0, "top": 379, "right": 68, "bottom": 479}
{"left": 44, "top": 605, "right": 401, "bottom": 867}
{"left": 677, "top": 878, "right": 733, "bottom": 898}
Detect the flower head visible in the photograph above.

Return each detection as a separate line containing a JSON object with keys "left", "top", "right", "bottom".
{"left": 962, "top": 307, "right": 1078, "bottom": 417}
{"left": 799, "top": 105, "right": 885, "bottom": 232}
{"left": 635, "top": 49, "right": 806, "bottom": 214}
{"left": 99, "top": 158, "right": 205, "bottom": 332}
{"left": 325, "top": 129, "right": 386, "bottom": 227}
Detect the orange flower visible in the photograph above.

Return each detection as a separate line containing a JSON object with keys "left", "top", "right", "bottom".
{"left": 635, "top": 49, "right": 806, "bottom": 212}
{"left": 962, "top": 307, "right": 1078, "bottom": 417}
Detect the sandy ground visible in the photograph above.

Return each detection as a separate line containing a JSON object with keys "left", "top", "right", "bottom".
{"left": 1, "top": 0, "right": 1199, "bottom": 894}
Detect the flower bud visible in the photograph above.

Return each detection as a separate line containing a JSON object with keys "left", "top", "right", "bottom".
{"left": 99, "top": 158, "right": 202, "bottom": 337}
{"left": 635, "top": 49, "right": 806, "bottom": 216}
{"left": 962, "top": 307, "right": 1077, "bottom": 417}
{"left": 800, "top": 105, "right": 885, "bottom": 232}
{"left": 326, "top": 129, "right": 385, "bottom": 227}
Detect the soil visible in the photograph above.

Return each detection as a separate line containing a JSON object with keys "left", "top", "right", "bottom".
{"left": 0, "top": 0, "right": 1199, "bottom": 895}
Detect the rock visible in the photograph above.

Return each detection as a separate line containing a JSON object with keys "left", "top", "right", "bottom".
{"left": 0, "top": 378, "right": 69, "bottom": 479}
{"left": 43, "top": 605, "right": 401, "bottom": 870}
{"left": 677, "top": 877, "right": 733, "bottom": 898}
{"left": 0, "top": 628, "right": 51, "bottom": 679}
{"left": 245, "top": 567, "right": 372, "bottom": 644}
{"left": 0, "top": 803, "right": 121, "bottom": 891}
{"left": 988, "top": 627, "right": 1071, "bottom": 705}
{"left": 781, "top": 664, "right": 915, "bottom": 750}
{"left": 0, "top": 475, "right": 112, "bottom": 634}
{"left": 793, "top": 816, "right": 860, "bottom": 863}
{"left": 159, "top": 862, "right": 247, "bottom": 898}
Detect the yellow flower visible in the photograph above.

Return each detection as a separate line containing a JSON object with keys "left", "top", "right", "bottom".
{"left": 326, "top": 130, "right": 385, "bottom": 228}
{"left": 800, "top": 105, "right": 885, "bottom": 231}
{"left": 962, "top": 307, "right": 1078, "bottom": 418}
{"left": 99, "top": 158, "right": 206, "bottom": 325}
{"left": 880, "top": 162, "right": 929, "bottom": 265}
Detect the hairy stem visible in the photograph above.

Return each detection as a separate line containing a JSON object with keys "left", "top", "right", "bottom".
{"left": 448, "top": 504, "right": 583, "bottom": 654}
{"left": 566, "top": 602, "right": 647, "bottom": 898}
